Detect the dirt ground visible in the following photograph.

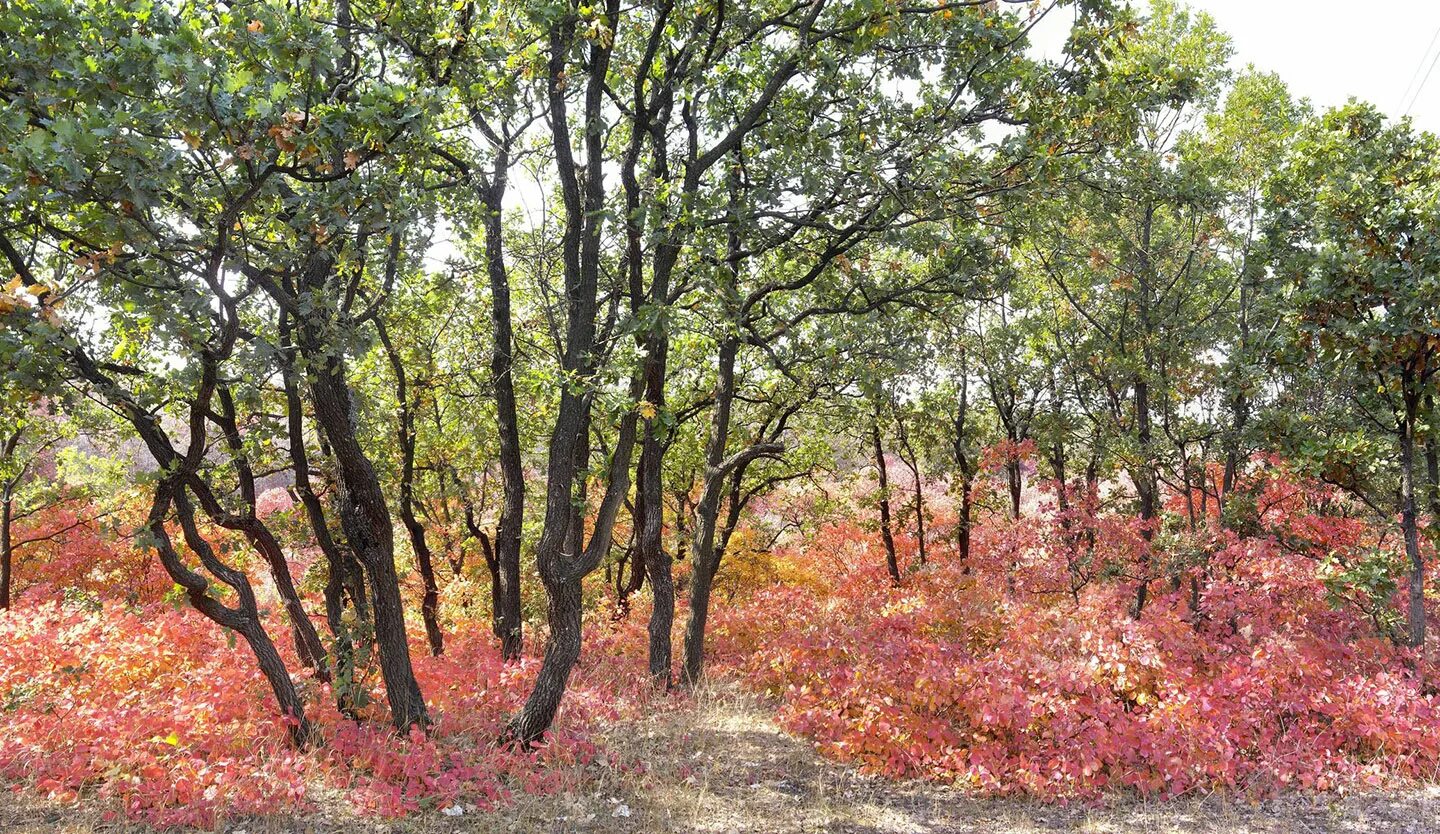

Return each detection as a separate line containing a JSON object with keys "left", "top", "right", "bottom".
{"left": 5, "top": 683, "right": 1439, "bottom": 834}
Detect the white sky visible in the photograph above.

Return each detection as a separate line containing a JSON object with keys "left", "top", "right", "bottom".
{"left": 1140, "top": 1, "right": 1440, "bottom": 133}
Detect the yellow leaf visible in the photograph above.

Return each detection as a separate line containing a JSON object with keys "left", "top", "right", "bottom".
{"left": 164, "top": 732, "right": 179, "bottom": 746}
{"left": 637, "top": 400, "right": 658, "bottom": 420}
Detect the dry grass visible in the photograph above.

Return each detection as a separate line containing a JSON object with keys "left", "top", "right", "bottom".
{"left": 4, "top": 681, "right": 1438, "bottom": 834}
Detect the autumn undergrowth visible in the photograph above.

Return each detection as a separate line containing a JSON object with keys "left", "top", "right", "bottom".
{"left": 0, "top": 599, "right": 669, "bottom": 827}
{"left": 4, "top": 466, "right": 1440, "bottom": 827}
{"left": 711, "top": 468, "right": 1440, "bottom": 799}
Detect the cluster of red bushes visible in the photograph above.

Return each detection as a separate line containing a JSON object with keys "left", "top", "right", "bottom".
{"left": 0, "top": 598, "right": 666, "bottom": 826}
{"left": 2, "top": 463, "right": 1437, "bottom": 825}
{"left": 713, "top": 467, "right": 1440, "bottom": 797}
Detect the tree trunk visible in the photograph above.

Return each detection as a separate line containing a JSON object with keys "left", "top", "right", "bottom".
{"left": 506, "top": 11, "right": 635, "bottom": 743}
{"left": 297, "top": 287, "right": 428, "bottom": 732}
{"left": 362, "top": 547, "right": 429, "bottom": 730}
{"left": 638, "top": 347, "right": 675, "bottom": 687}
{"left": 213, "top": 498, "right": 331, "bottom": 683}
{"left": 154, "top": 486, "right": 314, "bottom": 748}
{"left": 377, "top": 319, "right": 444, "bottom": 657}
{"left": 672, "top": 485, "right": 692, "bottom": 565}
{"left": 0, "top": 429, "right": 18, "bottom": 611}
{"left": 1222, "top": 387, "right": 1248, "bottom": 510}
{"left": 680, "top": 158, "right": 756, "bottom": 687}
{"left": 873, "top": 414, "right": 900, "bottom": 584}
{"left": 1132, "top": 203, "right": 1159, "bottom": 619}
{"left": 481, "top": 151, "right": 525, "bottom": 662}
{"left": 622, "top": 116, "right": 681, "bottom": 686}
{"left": 207, "top": 385, "right": 330, "bottom": 681}
{"left": 895, "top": 407, "right": 926, "bottom": 566}
{"left": 280, "top": 319, "right": 368, "bottom": 718}
{"left": 1221, "top": 279, "right": 1251, "bottom": 511}
{"left": 68, "top": 321, "right": 317, "bottom": 745}
{"left": 1007, "top": 457, "right": 1023, "bottom": 521}
{"left": 467, "top": 519, "right": 503, "bottom": 641}
{"left": 1401, "top": 389, "right": 1425, "bottom": 649}
{"left": 507, "top": 369, "right": 639, "bottom": 743}
{"left": 506, "top": 578, "right": 582, "bottom": 744}
{"left": 957, "top": 477, "right": 974, "bottom": 562}
{"left": 401, "top": 489, "right": 444, "bottom": 657}
{"left": 1133, "top": 375, "right": 1155, "bottom": 619}
{"left": 682, "top": 334, "right": 738, "bottom": 686}
{"left": 240, "top": 621, "right": 314, "bottom": 747}
{"left": 953, "top": 360, "right": 976, "bottom": 563}
{"left": 482, "top": 533, "right": 502, "bottom": 636}
{"left": 1049, "top": 371, "right": 1069, "bottom": 519}
{"left": 614, "top": 528, "right": 645, "bottom": 618}
{"left": 0, "top": 491, "right": 12, "bottom": 611}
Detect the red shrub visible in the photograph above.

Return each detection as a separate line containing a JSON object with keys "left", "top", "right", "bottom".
{"left": 710, "top": 468, "right": 1440, "bottom": 798}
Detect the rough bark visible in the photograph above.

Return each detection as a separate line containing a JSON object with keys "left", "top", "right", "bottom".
{"left": 463, "top": 511, "right": 504, "bottom": 641}
{"left": 1221, "top": 270, "right": 1252, "bottom": 510}
{"left": 1006, "top": 459, "right": 1023, "bottom": 521}
{"left": 54, "top": 268, "right": 316, "bottom": 745}
{"left": 954, "top": 366, "right": 975, "bottom": 563}
{"left": 872, "top": 413, "right": 900, "bottom": 584}
{"left": 613, "top": 527, "right": 646, "bottom": 618}
{"left": 171, "top": 484, "right": 313, "bottom": 740}
{"left": 152, "top": 487, "right": 314, "bottom": 747}
{"left": 292, "top": 255, "right": 428, "bottom": 732}
{"left": 621, "top": 87, "right": 678, "bottom": 690}
{"left": 638, "top": 416, "right": 675, "bottom": 686}
{"left": 1400, "top": 385, "right": 1425, "bottom": 649}
{"left": 0, "top": 427, "right": 17, "bottom": 611}
{"left": 682, "top": 333, "right": 738, "bottom": 686}
{"left": 505, "top": 5, "right": 637, "bottom": 743}
{"left": 1132, "top": 204, "right": 1159, "bottom": 620}
{"left": 1048, "top": 371, "right": 1069, "bottom": 518}
{"left": 479, "top": 145, "right": 525, "bottom": 662}
{"left": 280, "top": 318, "right": 369, "bottom": 627}
{"left": 0, "top": 491, "right": 11, "bottom": 612}
{"left": 505, "top": 577, "right": 582, "bottom": 744}
{"left": 1133, "top": 374, "right": 1156, "bottom": 619}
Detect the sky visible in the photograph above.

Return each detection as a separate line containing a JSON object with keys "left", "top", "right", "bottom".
{"left": 1107, "top": 1, "right": 1440, "bottom": 133}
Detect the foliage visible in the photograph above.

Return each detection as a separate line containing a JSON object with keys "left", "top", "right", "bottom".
{"left": 0, "top": 594, "right": 671, "bottom": 827}
{"left": 713, "top": 469, "right": 1440, "bottom": 798}
{"left": 0, "top": 0, "right": 1438, "bottom": 826}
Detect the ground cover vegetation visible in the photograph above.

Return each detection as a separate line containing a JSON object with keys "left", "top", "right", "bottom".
{"left": 2, "top": 0, "right": 1440, "bottom": 828}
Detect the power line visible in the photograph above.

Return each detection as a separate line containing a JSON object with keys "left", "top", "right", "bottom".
{"left": 1400, "top": 20, "right": 1440, "bottom": 116}
{"left": 1405, "top": 46, "right": 1440, "bottom": 116}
